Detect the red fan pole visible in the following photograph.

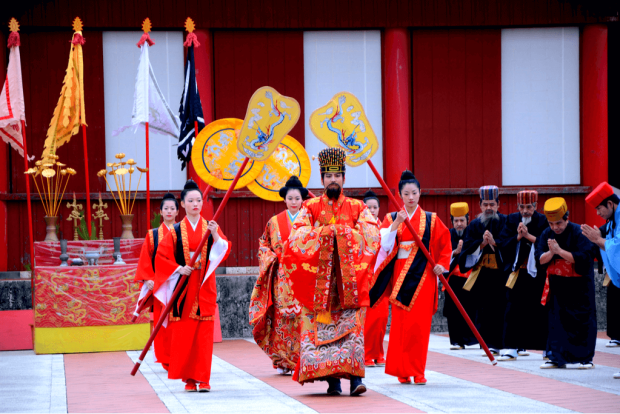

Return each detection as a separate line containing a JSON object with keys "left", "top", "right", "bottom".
{"left": 21, "top": 121, "right": 35, "bottom": 302}
{"left": 145, "top": 121, "right": 151, "bottom": 228}
{"left": 82, "top": 125, "right": 92, "bottom": 237}
{"left": 131, "top": 157, "right": 249, "bottom": 376}
{"left": 366, "top": 159, "right": 496, "bottom": 365}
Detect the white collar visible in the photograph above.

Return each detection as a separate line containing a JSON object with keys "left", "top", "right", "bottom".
{"left": 405, "top": 205, "right": 418, "bottom": 220}
{"left": 186, "top": 216, "right": 201, "bottom": 231}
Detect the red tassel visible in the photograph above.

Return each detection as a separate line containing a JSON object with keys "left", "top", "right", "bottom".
{"left": 7, "top": 32, "right": 20, "bottom": 48}
{"left": 71, "top": 33, "right": 86, "bottom": 45}
{"left": 136, "top": 32, "right": 155, "bottom": 48}
{"left": 183, "top": 33, "right": 200, "bottom": 48}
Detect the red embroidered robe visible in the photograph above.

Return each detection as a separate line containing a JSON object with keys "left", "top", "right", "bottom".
{"left": 135, "top": 223, "right": 173, "bottom": 367}
{"left": 281, "top": 194, "right": 380, "bottom": 384}
{"left": 372, "top": 207, "right": 451, "bottom": 381}
{"left": 154, "top": 217, "right": 231, "bottom": 385}
{"left": 249, "top": 211, "right": 301, "bottom": 371}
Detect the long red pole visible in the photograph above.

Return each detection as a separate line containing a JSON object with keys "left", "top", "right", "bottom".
{"left": 131, "top": 157, "right": 250, "bottom": 375}
{"left": 366, "top": 160, "right": 496, "bottom": 365}
{"left": 145, "top": 121, "right": 150, "bottom": 229}
{"left": 81, "top": 125, "right": 92, "bottom": 238}
{"left": 131, "top": 183, "right": 214, "bottom": 323}
{"left": 21, "top": 121, "right": 35, "bottom": 303}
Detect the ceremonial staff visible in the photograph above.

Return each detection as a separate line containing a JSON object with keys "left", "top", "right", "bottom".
{"left": 131, "top": 86, "right": 300, "bottom": 376}
{"left": 310, "top": 92, "right": 497, "bottom": 365}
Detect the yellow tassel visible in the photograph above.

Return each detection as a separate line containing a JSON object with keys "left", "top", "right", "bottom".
{"left": 316, "top": 310, "right": 332, "bottom": 324}
{"left": 463, "top": 266, "right": 482, "bottom": 291}
{"left": 506, "top": 271, "right": 519, "bottom": 289}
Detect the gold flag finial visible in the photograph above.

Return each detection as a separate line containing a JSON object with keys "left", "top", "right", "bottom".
{"left": 8, "top": 18, "right": 19, "bottom": 33}
{"left": 142, "top": 18, "right": 152, "bottom": 34}
{"left": 184, "top": 17, "right": 196, "bottom": 33}
{"left": 72, "top": 17, "right": 83, "bottom": 32}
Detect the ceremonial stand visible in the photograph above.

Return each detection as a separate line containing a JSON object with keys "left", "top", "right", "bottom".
{"left": 33, "top": 239, "right": 148, "bottom": 354}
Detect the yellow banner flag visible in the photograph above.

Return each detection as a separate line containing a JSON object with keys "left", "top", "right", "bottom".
{"left": 42, "top": 17, "right": 87, "bottom": 161}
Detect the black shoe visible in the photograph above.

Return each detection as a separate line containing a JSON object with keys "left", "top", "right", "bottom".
{"left": 350, "top": 376, "right": 367, "bottom": 396}
{"left": 326, "top": 378, "right": 342, "bottom": 395}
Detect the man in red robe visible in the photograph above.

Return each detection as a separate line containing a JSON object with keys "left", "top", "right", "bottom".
{"left": 281, "top": 147, "right": 380, "bottom": 396}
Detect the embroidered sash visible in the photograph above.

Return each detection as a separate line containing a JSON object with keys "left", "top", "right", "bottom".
{"left": 540, "top": 259, "right": 580, "bottom": 305}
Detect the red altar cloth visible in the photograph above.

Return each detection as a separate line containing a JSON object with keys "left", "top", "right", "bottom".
{"left": 34, "top": 265, "right": 149, "bottom": 328}
{"left": 34, "top": 240, "right": 143, "bottom": 267}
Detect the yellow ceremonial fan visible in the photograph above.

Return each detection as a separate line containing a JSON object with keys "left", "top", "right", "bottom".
{"left": 247, "top": 135, "right": 311, "bottom": 202}
{"left": 309, "top": 92, "right": 379, "bottom": 167}
{"left": 191, "top": 118, "right": 264, "bottom": 190}
{"left": 237, "top": 87, "right": 301, "bottom": 162}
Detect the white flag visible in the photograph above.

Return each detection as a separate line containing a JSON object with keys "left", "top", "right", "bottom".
{"left": 0, "top": 44, "right": 27, "bottom": 157}
{"left": 113, "top": 44, "right": 180, "bottom": 138}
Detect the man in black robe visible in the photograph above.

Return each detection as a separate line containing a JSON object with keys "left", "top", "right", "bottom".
{"left": 444, "top": 202, "right": 478, "bottom": 350}
{"left": 535, "top": 197, "right": 596, "bottom": 369}
{"left": 497, "top": 190, "right": 549, "bottom": 361}
{"left": 458, "top": 186, "right": 507, "bottom": 355}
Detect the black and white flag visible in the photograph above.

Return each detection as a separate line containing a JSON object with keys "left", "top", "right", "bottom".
{"left": 177, "top": 45, "right": 204, "bottom": 170}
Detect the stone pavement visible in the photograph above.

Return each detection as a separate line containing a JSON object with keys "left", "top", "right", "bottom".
{"left": 1, "top": 334, "right": 619, "bottom": 413}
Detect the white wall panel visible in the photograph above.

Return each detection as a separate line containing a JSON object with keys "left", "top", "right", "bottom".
{"left": 103, "top": 31, "right": 185, "bottom": 191}
{"left": 501, "top": 27, "right": 580, "bottom": 186}
{"left": 304, "top": 31, "right": 383, "bottom": 189}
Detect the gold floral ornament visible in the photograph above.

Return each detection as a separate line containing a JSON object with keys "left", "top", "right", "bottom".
{"left": 185, "top": 17, "right": 196, "bottom": 33}
{"left": 66, "top": 193, "right": 83, "bottom": 241}
{"left": 92, "top": 193, "right": 109, "bottom": 240}
{"left": 99, "top": 154, "right": 147, "bottom": 215}
{"left": 8, "top": 18, "right": 19, "bottom": 33}
{"left": 24, "top": 157, "right": 76, "bottom": 217}
{"left": 72, "top": 17, "right": 83, "bottom": 33}
{"left": 142, "top": 18, "right": 152, "bottom": 33}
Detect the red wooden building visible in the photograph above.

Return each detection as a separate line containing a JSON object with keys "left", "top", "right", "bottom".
{"left": 0, "top": 0, "right": 618, "bottom": 271}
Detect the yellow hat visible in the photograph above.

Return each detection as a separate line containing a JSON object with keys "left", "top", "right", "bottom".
{"left": 450, "top": 202, "right": 469, "bottom": 217}
{"left": 544, "top": 197, "right": 568, "bottom": 222}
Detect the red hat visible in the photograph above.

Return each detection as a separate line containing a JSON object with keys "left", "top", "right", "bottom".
{"left": 585, "top": 182, "right": 616, "bottom": 209}
{"left": 517, "top": 190, "right": 538, "bottom": 205}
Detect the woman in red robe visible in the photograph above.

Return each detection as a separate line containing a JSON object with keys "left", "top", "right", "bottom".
{"left": 154, "top": 179, "right": 231, "bottom": 392}
{"left": 249, "top": 176, "right": 307, "bottom": 375}
{"left": 362, "top": 190, "right": 389, "bottom": 367}
{"left": 134, "top": 192, "right": 179, "bottom": 370}
{"left": 370, "top": 171, "right": 451, "bottom": 385}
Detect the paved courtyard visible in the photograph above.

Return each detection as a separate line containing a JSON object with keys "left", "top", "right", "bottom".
{"left": 1, "top": 333, "right": 619, "bottom": 413}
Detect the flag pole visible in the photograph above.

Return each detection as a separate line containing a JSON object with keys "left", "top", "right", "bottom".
{"left": 365, "top": 159, "right": 496, "bottom": 365}
{"left": 131, "top": 157, "right": 249, "bottom": 376}
{"left": 82, "top": 125, "right": 92, "bottom": 238}
{"left": 21, "top": 120, "right": 35, "bottom": 302}
{"left": 145, "top": 121, "right": 150, "bottom": 228}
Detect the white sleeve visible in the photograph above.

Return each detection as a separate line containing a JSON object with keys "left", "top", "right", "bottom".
{"left": 202, "top": 238, "right": 230, "bottom": 285}
{"left": 465, "top": 246, "right": 482, "bottom": 268}
{"left": 380, "top": 226, "right": 398, "bottom": 254}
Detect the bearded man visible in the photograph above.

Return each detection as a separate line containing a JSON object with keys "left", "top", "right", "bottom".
{"left": 497, "top": 190, "right": 549, "bottom": 361}
{"left": 458, "top": 186, "right": 507, "bottom": 355}
{"left": 281, "top": 147, "right": 380, "bottom": 396}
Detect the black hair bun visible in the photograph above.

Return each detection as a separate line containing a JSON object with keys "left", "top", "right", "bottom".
{"left": 363, "top": 190, "right": 378, "bottom": 199}
{"left": 162, "top": 192, "right": 176, "bottom": 201}
{"left": 183, "top": 179, "right": 200, "bottom": 191}
{"left": 278, "top": 175, "right": 309, "bottom": 199}
{"left": 400, "top": 170, "right": 416, "bottom": 181}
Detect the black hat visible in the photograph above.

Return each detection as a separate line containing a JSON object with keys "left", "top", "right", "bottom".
{"left": 279, "top": 176, "right": 309, "bottom": 199}
{"left": 162, "top": 192, "right": 176, "bottom": 201}
{"left": 318, "top": 147, "right": 346, "bottom": 173}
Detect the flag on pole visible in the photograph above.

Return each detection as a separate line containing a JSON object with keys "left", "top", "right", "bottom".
{"left": 177, "top": 18, "right": 204, "bottom": 170}
{"left": 0, "top": 19, "right": 27, "bottom": 158}
{"left": 41, "top": 18, "right": 86, "bottom": 161}
{"left": 112, "top": 30, "right": 180, "bottom": 139}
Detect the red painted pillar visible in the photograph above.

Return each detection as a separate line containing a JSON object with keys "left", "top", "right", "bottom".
{"left": 383, "top": 28, "right": 412, "bottom": 191}
{"left": 581, "top": 25, "right": 608, "bottom": 226}
{"left": 190, "top": 29, "right": 215, "bottom": 219}
{"left": 0, "top": 31, "right": 7, "bottom": 271}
